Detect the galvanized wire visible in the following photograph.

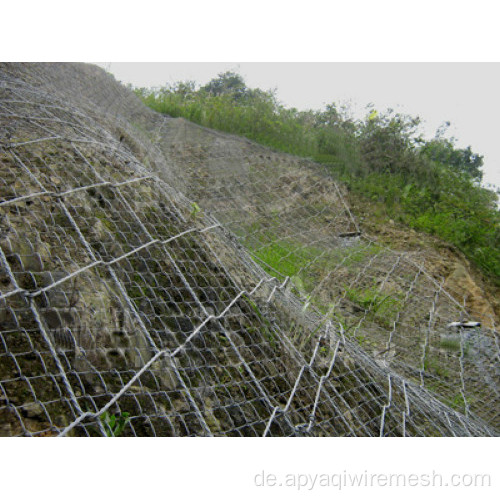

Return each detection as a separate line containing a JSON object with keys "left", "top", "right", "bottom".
{"left": 0, "top": 63, "right": 497, "bottom": 437}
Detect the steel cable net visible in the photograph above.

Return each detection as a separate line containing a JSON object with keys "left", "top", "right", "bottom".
{"left": 0, "top": 63, "right": 498, "bottom": 437}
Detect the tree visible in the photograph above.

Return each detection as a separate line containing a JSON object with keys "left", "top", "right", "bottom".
{"left": 420, "top": 139, "right": 484, "bottom": 181}
{"left": 358, "top": 110, "right": 423, "bottom": 177}
{"left": 201, "top": 71, "right": 248, "bottom": 100}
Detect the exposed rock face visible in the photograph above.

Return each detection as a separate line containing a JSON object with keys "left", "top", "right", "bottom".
{"left": 444, "top": 263, "right": 495, "bottom": 323}
{"left": 0, "top": 63, "right": 498, "bottom": 437}
{"left": 347, "top": 193, "right": 499, "bottom": 327}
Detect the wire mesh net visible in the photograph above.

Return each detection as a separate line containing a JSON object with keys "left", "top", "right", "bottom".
{"left": 0, "top": 63, "right": 498, "bottom": 437}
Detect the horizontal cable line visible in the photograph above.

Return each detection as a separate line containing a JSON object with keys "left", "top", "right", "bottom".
{"left": 1, "top": 136, "right": 61, "bottom": 148}
{"left": 0, "top": 224, "right": 221, "bottom": 301}
{"left": 2, "top": 135, "right": 123, "bottom": 153}
{"left": 0, "top": 176, "right": 154, "bottom": 208}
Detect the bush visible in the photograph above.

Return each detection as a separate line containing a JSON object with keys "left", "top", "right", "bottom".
{"left": 136, "top": 74, "right": 500, "bottom": 283}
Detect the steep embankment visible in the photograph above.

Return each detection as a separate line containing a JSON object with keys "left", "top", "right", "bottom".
{"left": 348, "top": 192, "right": 500, "bottom": 323}
{"left": 0, "top": 63, "right": 497, "bottom": 436}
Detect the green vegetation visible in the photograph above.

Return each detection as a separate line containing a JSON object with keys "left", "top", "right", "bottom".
{"left": 440, "top": 337, "right": 470, "bottom": 356}
{"left": 448, "top": 393, "right": 467, "bottom": 412}
{"left": 136, "top": 71, "right": 500, "bottom": 283}
{"left": 189, "top": 201, "right": 202, "bottom": 220}
{"left": 252, "top": 240, "right": 322, "bottom": 283}
{"left": 440, "top": 337, "right": 461, "bottom": 351}
{"left": 344, "top": 285, "right": 403, "bottom": 326}
{"left": 247, "top": 227, "right": 383, "bottom": 285}
{"left": 100, "top": 411, "right": 130, "bottom": 437}
{"left": 243, "top": 294, "right": 276, "bottom": 348}
{"left": 424, "top": 357, "right": 451, "bottom": 379}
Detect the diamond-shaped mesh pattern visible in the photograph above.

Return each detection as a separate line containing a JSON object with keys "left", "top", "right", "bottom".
{"left": 0, "top": 63, "right": 498, "bottom": 437}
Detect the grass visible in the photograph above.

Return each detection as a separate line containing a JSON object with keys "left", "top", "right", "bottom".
{"left": 447, "top": 393, "right": 467, "bottom": 412}
{"left": 252, "top": 240, "right": 321, "bottom": 282}
{"left": 424, "top": 357, "right": 451, "bottom": 379}
{"left": 250, "top": 233, "right": 383, "bottom": 285}
{"left": 248, "top": 235, "right": 391, "bottom": 348}
{"left": 344, "top": 285, "right": 403, "bottom": 327}
{"left": 440, "top": 337, "right": 470, "bottom": 356}
{"left": 440, "top": 338, "right": 461, "bottom": 351}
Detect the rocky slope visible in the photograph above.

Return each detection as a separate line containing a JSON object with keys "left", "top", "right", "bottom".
{"left": 0, "top": 63, "right": 497, "bottom": 436}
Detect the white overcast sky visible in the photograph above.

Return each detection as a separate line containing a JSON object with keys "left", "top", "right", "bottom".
{"left": 4, "top": 1, "right": 499, "bottom": 190}
{"left": 97, "top": 62, "right": 500, "bottom": 190}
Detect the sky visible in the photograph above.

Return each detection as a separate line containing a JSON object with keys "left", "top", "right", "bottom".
{"left": 96, "top": 62, "right": 500, "bottom": 191}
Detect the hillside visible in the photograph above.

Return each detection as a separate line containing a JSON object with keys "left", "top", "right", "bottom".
{"left": 0, "top": 63, "right": 498, "bottom": 436}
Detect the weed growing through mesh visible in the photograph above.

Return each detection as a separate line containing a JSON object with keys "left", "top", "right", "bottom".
{"left": 100, "top": 411, "right": 130, "bottom": 437}
{"left": 189, "top": 201, "right": 202, "bottom": 220}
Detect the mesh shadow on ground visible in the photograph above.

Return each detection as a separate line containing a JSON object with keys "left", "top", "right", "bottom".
{"left": 0, "top": 63, "right": 498, "bottom": 436}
